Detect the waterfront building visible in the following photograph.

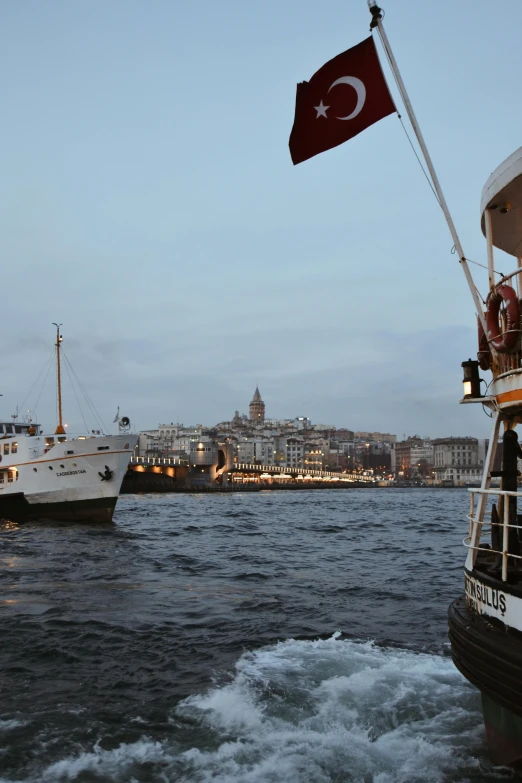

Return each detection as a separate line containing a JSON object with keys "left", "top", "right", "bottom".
{"left": 354, "top": 431, "right": 396, "bottom": 444}
{"left": 395, "top": 436, "right": 429, "bottom": 478}
{"left": 304, "top": 444, "right": 324, "bottom": 471}
{"left": 410, "top": 441, "right": 434, "bottom": 476}
{"left": 258, "top": 439, "right": 276, "bottom": 465}
{"left": 432, "top": 437, "right": 483, "bottom": 485}
{"left": 190, "top": 436, "right": 218, "bottom": 486}
{"left": 237, "top": 439, "right": 256, "bottom": 463}
{"left": 137, "top": 424, "right": 203, "bottom": 460}
{"left": 286, "top": 438, "right": 305, "bottom": 468}
{"left": 362, "top": 441, "right": 393, "bottom": 473}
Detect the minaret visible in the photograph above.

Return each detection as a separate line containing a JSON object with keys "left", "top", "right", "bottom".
{"left": 249, "top": 386, "right": 265, "bottom": 423}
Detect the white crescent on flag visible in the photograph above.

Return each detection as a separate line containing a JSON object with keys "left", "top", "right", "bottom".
{"left": 328, "top": 76, "right": 366, "bottom": 120}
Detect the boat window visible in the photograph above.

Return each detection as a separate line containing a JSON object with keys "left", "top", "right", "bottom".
{"left": 0, "top": 425, "right": 4, "bottom": 434}
{"left": 14, "top": 425, "right": 22, "bottom": 434}
{"left": 11, "top": 442, "right": 17, "bottom": 454}
{"left": 0, "top": 473, "right": 4, "bottom": 483}
{"left": 4, "top": 424, "right": 13, "bottom": 434}
{"left": 3, "top": 444, "right": 9, "bottom": 455}
{"left": 7, "top": 471, "right": 14, "bottom": 483}
{"left": 45, "top": 438, "right": 55, "bottom": 446}
{"left": 97, "top": 446, "right": 109, "bottom": 451}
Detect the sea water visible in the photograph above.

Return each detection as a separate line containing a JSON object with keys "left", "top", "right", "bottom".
{"left": 0, "top": 489, "right": 514, "bottom": 782}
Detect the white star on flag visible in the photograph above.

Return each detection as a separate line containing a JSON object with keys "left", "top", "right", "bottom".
{"left": 314, "top": 100, "right": 329, "bottom": 118}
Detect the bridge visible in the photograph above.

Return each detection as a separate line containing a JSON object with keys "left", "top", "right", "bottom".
{"left": 231, "top": 463, "right": 375, "bottom": 483}
{"left": 125, "top": 456, "right": 375, "bottom": 489}
{"left": 130, "top": 456, "right": 186, "bottom": 467}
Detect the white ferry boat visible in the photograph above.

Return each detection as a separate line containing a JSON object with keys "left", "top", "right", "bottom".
{"left": 0, "top": 326, "right": 136, "bottom": 522}
{"left": 0, "top": 421, "right": 135, "bottom": 522}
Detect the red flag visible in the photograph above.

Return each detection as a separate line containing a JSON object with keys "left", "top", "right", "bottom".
{"left": 289, "top": 36, "right": 395, "bottom": 165}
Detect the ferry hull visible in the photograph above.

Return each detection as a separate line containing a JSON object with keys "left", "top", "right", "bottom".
{"left": 482, "top": 693, "right": 522, "bottom": 767}
{"left": 0, "top": 492, "right": 118, "bottom": 522}
{"left": 449, "top": 596, "right": 522, "bottom": 766}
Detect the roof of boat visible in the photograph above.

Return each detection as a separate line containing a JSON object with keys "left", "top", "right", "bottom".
{"left": 0, "top": 421, "right": 40, "bottom": 430}
{"left": 480, "top": 146, "right": 522, "bottom": 257}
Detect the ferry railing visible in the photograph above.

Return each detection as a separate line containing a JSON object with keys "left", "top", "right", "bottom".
{"left": 466, "top": 488, "right": 522, "bottom": 582}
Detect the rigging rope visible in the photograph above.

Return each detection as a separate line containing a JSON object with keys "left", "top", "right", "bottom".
{"left": 62, "top": 353, "right": 90, "bottom": 434}
{"left": 17, "top": 349, "right": 55, "bottom": 419}
{"left": 32, "top": 353, "right": 55, "bottom": 416}
{"left": 61, "top": 350, "right": 108, "bottom": 435}
{"left": 464, "top": 256, "right": 504, "bottom": 277}
{"left": 374, "top": 26, "right": 443, "bottom": 210}
{"left": 396, "top": 114, "right": 441, "bottom": 208}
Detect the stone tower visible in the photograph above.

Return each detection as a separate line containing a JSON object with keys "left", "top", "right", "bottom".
{"left": 249, "top": 386, "right": 265, "bottom": 423}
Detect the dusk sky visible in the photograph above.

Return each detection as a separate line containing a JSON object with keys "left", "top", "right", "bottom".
{"left": 1, "top": 0, "right": 521, "bottom": 438}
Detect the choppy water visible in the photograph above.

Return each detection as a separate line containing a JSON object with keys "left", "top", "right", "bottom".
{"left": 0, "top": 489, "right": 515, "bottom": 782}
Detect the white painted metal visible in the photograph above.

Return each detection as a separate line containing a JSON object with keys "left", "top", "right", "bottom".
{"left": 369, "top": 7, "right": 487, "bottom": 332}
{"left": 502, "top": 494, "right": 510, "bottom": 581}
{"left": 465, "top": 411, "right": 501, "bottom": 570}
{"left": 480, "top": 146, "right": 522, "bottom": 257}
{"left": 471, "top": 488, "right": 522, "bottom": 498}
{"left": 485, "top": 208, "right": 495, "bottom": 289}
{"left": 489, "top": 373, "right": 522, "bottom": 407}
{"left": 465, "top": 488, "right": 522, "bottom": 576}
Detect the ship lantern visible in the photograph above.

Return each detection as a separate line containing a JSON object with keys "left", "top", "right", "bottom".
{"left": 461, "top": 358, "right": 482, "bottom": 399}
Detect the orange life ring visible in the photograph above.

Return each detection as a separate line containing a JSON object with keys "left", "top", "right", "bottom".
{"left": 477, "top": 315, "right": 492, "bottom": 370}
{"left": 486, "top": 284, "right": 520, "bottom": 353}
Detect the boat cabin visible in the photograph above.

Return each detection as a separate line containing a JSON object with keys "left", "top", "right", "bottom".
{"left": 474, "top": 147, "right": 522, "bottom": 410}
{"left": 0, "top": 422, "right": 42, "bottom": 437}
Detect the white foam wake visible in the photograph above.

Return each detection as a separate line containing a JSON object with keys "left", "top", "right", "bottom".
{"left": 0, "top": 718, "right": 28, "bottom": 732}
{"left": 175, "top": 634, "right": 487, "bottom": 783}
{"left": 33, "top": 635, "right": 510, "bottom": 782}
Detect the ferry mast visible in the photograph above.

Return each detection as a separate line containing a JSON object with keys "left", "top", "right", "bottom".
{"left": 52, "top": 322, "right": 65, "bottom": 436}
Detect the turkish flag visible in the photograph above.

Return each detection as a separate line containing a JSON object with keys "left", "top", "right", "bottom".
{"left": 289, "top": 37, "right": 395, "bottom": 165}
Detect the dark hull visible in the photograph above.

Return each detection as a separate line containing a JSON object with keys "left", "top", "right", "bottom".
{"left": 449, "top": 595, "right": 522, "bottom": 766}
{"left": 0, "top": 492, "right": 118, "bottom": 523}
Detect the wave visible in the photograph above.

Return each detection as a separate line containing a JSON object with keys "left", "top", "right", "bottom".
{"left": 28, "top": 635, "right": 512, "bottom": 782}
{"left": 0, "top": 718, "right": 28, "bottom": 731}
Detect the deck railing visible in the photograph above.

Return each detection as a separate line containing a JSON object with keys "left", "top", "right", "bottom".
{"left": 466, "top": 487, "right": 522, "bottom": 581}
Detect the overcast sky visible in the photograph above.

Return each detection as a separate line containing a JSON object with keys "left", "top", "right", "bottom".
{"left": 1, "top": 0, "right": 520, "bottom": 438}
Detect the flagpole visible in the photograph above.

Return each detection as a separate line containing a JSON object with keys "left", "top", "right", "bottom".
{"left": 368, "top": 2, "right": 487, "bottom": 331}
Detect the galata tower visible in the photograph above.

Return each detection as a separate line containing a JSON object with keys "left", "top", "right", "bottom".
{"left": 249, "top": 386, "right": 265, "bottom": 422}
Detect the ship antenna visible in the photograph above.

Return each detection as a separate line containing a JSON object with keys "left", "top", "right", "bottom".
{"left": 52, "top": 323, "right": 65, "bottom": 435}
